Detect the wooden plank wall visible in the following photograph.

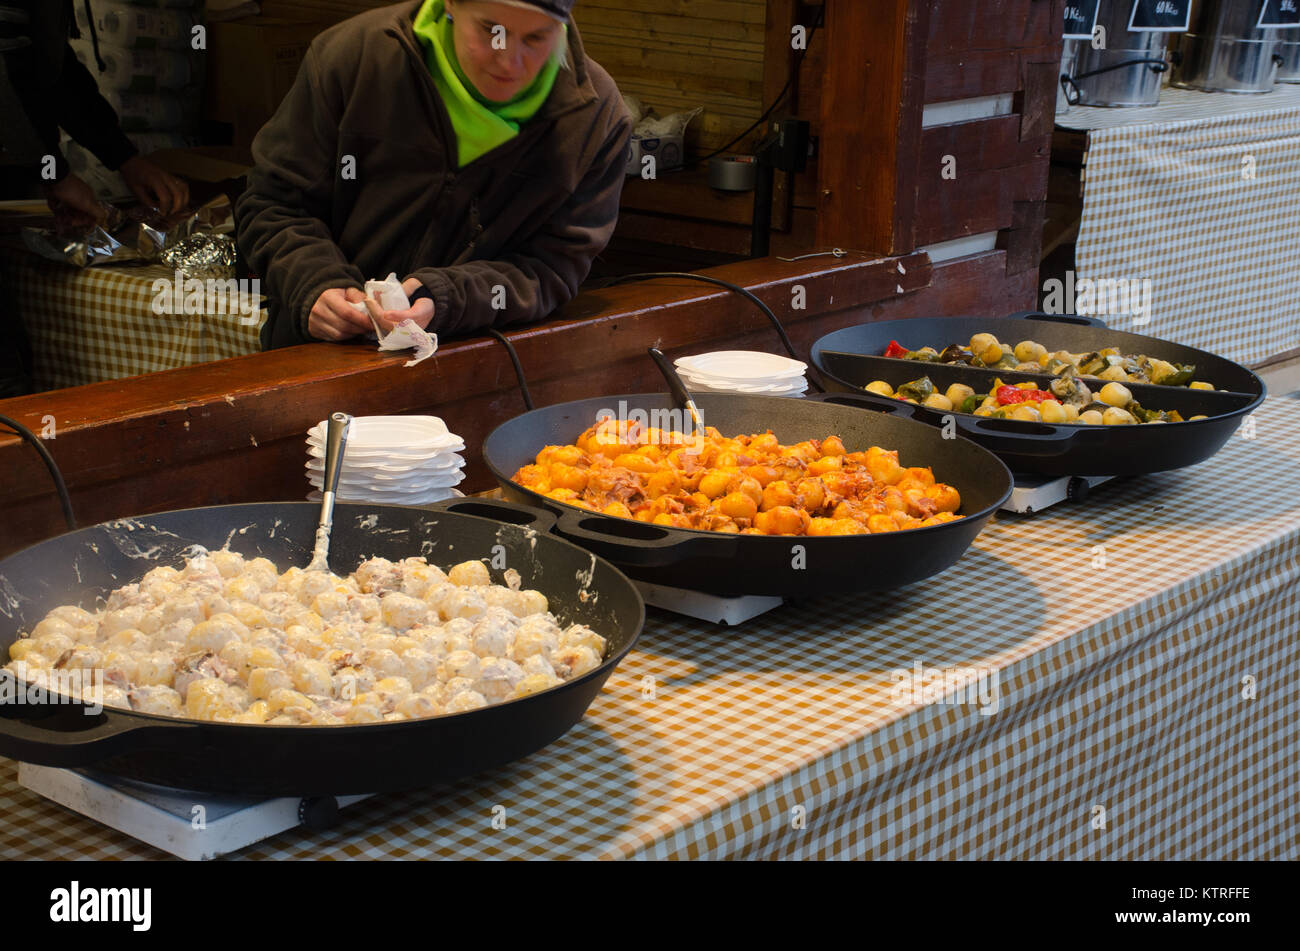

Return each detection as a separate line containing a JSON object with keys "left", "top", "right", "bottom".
{"left": 255, "top": 1, "right": 394, "bottom": 23}
{"left": 814, "top": 0, "right": 925, "bottom": 254}
{"left": 610, "top": 0, "right": 822, "bottom": 254}
{"left": 577, "top": 0, "right": 767, "bottom": 155}
{"left": 911, "top": 0, "right": 1064, "bottom": 277}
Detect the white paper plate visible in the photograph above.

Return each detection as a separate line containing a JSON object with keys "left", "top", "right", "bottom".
{"left": 307, "top": 487, "right": 465, "bottom": 505}
{"left": 306, "top": 476, "right": 467, "bottom": 494}
{"left": 686, "top": 381, "right": 806, "bottom": 394}
{"left": 676, "top": 368, "right": 806, "bottom": 387}
{"left": 678, "top": 367, "right": 808, "bottom": 387}
{"left": 304, "top": 453, "right": 465, "bottom": 476}
{"left": 307, "top": 469, "right": 466, "bottom": 492}
{"left": 305, "top": 440, "right": 466, "bottom": 462}
{"left": 307, "top": 415, "right": 463, "bottom": 451}
{"left": 680, "top": 374, "right": 808, "bottom": 395}
{"left": 675, "top": 350, "right": 806, "bottom": 381}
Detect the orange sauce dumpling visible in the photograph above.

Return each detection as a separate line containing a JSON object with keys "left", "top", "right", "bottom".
{"left": 510, "top": 425, "right": 962, "bottom": 537}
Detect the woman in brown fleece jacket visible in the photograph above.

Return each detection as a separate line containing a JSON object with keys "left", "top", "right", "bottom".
{"left": 236, "top": 0, "right": 631, "bottom": 349}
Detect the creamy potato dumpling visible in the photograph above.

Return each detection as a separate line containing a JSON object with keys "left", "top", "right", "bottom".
{"left": 3, "top": 551, "right": 609, "bottom": 725}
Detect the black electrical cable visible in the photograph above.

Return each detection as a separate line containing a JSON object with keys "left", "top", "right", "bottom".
{"left": 680, "top": 5, "right": 825, "bottom": 170}
{"left": 594, "top": 271, "right": 824, "bottom": 393}
{"left": 681, "top": 78, "right": 794, "bottom": 171}
{"left": 486, "top": 328, "right": 535, "bottom": 411}
{"left": 0, "top": 414, "right": 76, "bottom": 531}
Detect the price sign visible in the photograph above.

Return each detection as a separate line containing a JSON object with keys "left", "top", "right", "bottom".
{"left": 1257, "top": 0, "right": 1300, "bottom": 29}
{"left": 1128, "top": 0, "right": 1192, "bottom": 32}
{"left": 1063, "top": 0, "right": 1102, "bottom": 40}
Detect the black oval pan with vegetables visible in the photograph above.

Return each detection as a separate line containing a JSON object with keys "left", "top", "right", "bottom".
{"left": 0, "top": 499, "right": 644, "bottom": 797}
{"left": 811, "top": 313, "right": 1265, "bottom": 477}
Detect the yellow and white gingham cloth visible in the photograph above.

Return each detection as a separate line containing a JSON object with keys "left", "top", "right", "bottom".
{"left": 1, "top": 397, "right": 1298, "bottom": 860}
{"left": 1059, "top": 84, "right": 1300, "bottom": 367}
{"left": 0, "top": 248, "right": 264, "bottom": 390}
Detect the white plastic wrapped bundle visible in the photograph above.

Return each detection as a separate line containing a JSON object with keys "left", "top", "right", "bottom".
{"left": 350, "top": 273, "right": 438, "bottom": 366}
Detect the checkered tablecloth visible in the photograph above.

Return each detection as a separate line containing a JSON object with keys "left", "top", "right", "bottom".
{"left": 2, "top": 397, "right": 1298, "bottom": 860}
{"left": 1058, "top": 84, "right": 1300, "bottom": 367}
{"left": 0, "top": 248, "right": 264, "bottom": 390}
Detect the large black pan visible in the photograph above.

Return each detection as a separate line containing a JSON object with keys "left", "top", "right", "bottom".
{"left": 0, "top": 499, "right": 644, "bottom": 797}
{"left": 482, "top": 392, "right": 1013, "bottom": 598}
{"left": 810, "top": 312, "right": 1266, "bottom": 477}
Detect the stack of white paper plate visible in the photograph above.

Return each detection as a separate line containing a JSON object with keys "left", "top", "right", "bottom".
{"left": 304, "top": 415, "right": 466, "bottom": 506}
{"left": 674, "top": 351, "right": 808, "bottom": 397}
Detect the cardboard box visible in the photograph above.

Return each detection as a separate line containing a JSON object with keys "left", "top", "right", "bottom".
{"left": 626, "top": 132, "right": 684, "bottom": 177}
{"left": 202, "top": 17, "right": 328, "bottom": 151}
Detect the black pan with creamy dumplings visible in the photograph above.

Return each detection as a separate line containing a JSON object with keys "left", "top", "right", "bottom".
{"left": 0, "top": 499, "right": 643, "bottom": 797}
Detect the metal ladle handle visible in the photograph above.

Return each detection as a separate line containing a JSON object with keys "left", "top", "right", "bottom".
{"left": 307, "top": 411, "right": 351, "bottom": 572}
{"left": 647, "top": 347, "right": 706, "bottom": 437}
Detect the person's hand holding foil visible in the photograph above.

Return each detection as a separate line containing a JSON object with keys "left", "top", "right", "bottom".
{"left": 42, "top": 173, "right": 108, "bottom": 231}
{"left": 119, "top": 155, "right": 189, "bottom": 217}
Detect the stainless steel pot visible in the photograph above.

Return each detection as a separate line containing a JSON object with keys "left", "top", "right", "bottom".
{"left": 1058, "top": 39, "right": 1082, "bottom": 114}
{"left": 1171, "top": 0, "right": 1282, "bottom": 93}
{"left": 1278, "top": 37, "right": 1300, "bottom": 81}
{"left": 1065, "top": 1, "right": 1176, "bottom": 107}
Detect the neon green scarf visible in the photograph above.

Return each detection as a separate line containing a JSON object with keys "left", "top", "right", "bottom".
{"left": 413, "top": 0, "right": 565, "bottom": 167}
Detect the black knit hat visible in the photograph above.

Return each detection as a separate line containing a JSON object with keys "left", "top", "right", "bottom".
{"left": 512, "top": 1, "right": 575, "bottom": 19}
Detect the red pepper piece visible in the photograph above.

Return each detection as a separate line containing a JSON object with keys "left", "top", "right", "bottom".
{"left": 996, "top": 385, "right": 1054, "bottom": 405}
{"left": 883, "top": 340, "right": 909, "bottom": 358}
{"left": 995, "top": 385, "right": 1027, "bottom": 405}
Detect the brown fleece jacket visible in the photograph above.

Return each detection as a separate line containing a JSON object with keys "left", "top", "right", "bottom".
{"left": 235, "top": 1, "right": 631, "bottom": 349}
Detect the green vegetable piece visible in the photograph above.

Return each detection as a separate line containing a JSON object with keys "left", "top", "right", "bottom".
{"left": 895, "top": 377, "right": 935, "bottom": 401}
{"left": 1127, "top": 401, "right": 1153, "bottom": 423}
{"left": 1164, "top": 366, "right": 1196, "bottom": 387}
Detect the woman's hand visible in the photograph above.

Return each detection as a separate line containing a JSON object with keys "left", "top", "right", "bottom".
{"left": 119, "top": 155, "right": 189, "bottom": 216}
{"left": 308, "top": 287, "right": 370, "bottom": 341}
{"left": 368, "top": 277, "right": 435, "bottom": 334}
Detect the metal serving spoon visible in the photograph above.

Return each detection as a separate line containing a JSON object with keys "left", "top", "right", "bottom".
{"left": 306, "top": 411, "right": 352, "bottom": 573}
{"left": 647, "top": 347, "right": 707, "bottom": 439}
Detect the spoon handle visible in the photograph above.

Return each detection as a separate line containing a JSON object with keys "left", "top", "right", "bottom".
{"left": 308, "top": 411, "right": 351, "bottom": 572}
{"left": 647, "top": 348, "right": 705, "bottom": 436}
